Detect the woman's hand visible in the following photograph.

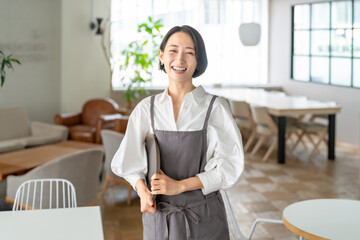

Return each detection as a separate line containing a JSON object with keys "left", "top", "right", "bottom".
{"left": 151, "top": 170, "right": 184, "bottom": 195}
{"left": 135, "top": 179, "right": 156, "bottom": 214}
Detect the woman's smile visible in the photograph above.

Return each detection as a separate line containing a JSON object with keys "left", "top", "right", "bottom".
{"left": 159, "top": 31, "right": 197, "bottom": 82}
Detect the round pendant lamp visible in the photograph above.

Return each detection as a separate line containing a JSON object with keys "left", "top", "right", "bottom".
{"left": 239, "top": 0, "right": 261, "bottom": 46}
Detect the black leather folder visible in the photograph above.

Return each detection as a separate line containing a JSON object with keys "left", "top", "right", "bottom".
{"left": 145, "top": 133, "right": 160, "bottom": 200}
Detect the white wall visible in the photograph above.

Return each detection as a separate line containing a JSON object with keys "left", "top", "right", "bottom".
{"left": 0, "top": 0, "right": 112, "bottom": 123}
{"left": 60, "top": 0, "right": 111, "bottom": 113}
{"left": 269, "top": 0, "right": 360, "bottom": 146}
{"left": 0, "top": 0, "right": 61, "bottom": 123}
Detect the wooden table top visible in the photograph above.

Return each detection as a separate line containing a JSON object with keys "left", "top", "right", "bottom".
{"left": 0, "top": 141, "right": 103, "bottom": 180}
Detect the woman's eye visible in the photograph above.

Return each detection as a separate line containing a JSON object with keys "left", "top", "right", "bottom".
{"left": 187, "top": 52, "right": 194, "bottom": 55}
{"left": 169, "top": 50, "right": 176, "bottom": 53}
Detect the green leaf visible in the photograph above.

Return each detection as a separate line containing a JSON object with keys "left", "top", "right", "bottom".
{"left": 142, "top": 40, "right": 148, "bottom": 46}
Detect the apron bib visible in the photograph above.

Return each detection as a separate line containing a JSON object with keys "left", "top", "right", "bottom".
{"left": 143, "top": 95, "right": 230, "bottom": 240}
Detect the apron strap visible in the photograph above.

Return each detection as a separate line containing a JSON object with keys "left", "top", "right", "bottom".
{"left": 150, "top": 95, "right": 156, "bottom": 131}
{"left": 202, "top": 95, "right": 218, "bottom": 130}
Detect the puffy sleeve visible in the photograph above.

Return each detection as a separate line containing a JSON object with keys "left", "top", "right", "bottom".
{"left": 111, "top": 98, "right": 151, "bottom": 190}
{"left": 196, "top": 97, "right": 245, "bottom": 195}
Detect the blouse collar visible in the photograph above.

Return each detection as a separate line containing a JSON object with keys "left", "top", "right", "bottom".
{"left": 159, "top": 85, "right": 206, "bottom": 105}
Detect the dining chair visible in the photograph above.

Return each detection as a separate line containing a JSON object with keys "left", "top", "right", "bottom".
{"left": 221, "top": 189, "right": 283, "bottom": 240}
{"left": 100, "top": 129, "right": 133, "bottom": 205}
{"left": 6, "top": 149, "right": 103, "bottom": 208}
{"left": 250, "top": 106, "right": 298, "bottom": 161}
{"left": 292, "top": 115, "right": 328, "bottom": 160}
{"left": 12, "top": 178, "right": 77, "bottom": 211}
{"left": 229, "top": 100, "right": 257, "bottom": 152}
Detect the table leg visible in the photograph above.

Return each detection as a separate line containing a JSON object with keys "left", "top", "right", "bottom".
{"left": 277, "top": 116, "right": 286, "bottom": 164}
{"left": 328, "top": 114, "right": 336, "bottom": 160}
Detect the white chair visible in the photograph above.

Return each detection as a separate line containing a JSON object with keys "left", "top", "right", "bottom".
{"left": 229, "top": 100, "right": 257, "bottom": 152}
{"left": 100, "top": 129, "right": 132, "bottom": 205}
{"left": 250, "top": 106, "right": 298, "bottom": 161}
{"left": 12, "top": 178, "right": 77, "bottom": 211}
{"left": 221, "top": 189, "right": 283, "bottom": 240}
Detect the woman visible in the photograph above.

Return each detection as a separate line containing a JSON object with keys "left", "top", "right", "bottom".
{"left": 111, "top": 25, "right": 244, "bottom": 240}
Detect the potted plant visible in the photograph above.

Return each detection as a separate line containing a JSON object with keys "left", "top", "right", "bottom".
{"left": 119, "top": 17, "right": 163, "bottom": 109}
{"left": 0, "top": 50, "right": 21, "bottom": 88}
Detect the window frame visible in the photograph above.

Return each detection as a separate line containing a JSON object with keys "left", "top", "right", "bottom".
{"left": 291, "top": 0, "right": 360, "bottom": 88}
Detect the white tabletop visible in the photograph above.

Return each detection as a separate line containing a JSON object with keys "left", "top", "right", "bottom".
{"left": 0, "top": 206, "right": 104, "bottom": 240}
{"left": 282, "top": 199, "right": 360, "bottom": 240}
{"left": 207, "top": 88, "right": 341, "bottom": 116}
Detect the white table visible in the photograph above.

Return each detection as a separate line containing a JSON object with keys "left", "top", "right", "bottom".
{"left": 0, "top": 206, "right": 104, "bottom": 240}
{"left": 207, "top": 88, "right": 341, "bottom": 164}
{"left": 282, "top": 199, "right": 360, "bottom": 240}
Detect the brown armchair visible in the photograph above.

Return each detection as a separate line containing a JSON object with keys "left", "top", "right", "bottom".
{"left": 55, "top": 98, "right": 127, "bottom": 143}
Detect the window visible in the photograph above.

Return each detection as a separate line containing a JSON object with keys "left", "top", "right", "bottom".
{"left": 111, "top": 0, "right": 268, "bottom": 89}
{"left": 291, "top": 0, "right": 360, "bottom": 88}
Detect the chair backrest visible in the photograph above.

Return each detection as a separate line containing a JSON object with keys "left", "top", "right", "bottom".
{"left": 13, "top": 178, "right": 77, "bottom": 211}
{"left": 251, "top": 106, "right": 277, "bottom": 133}
{"left": 0, "top": 106, "right": 31, "bottom": 141}
{"left": 229, "top": 100, "right": 254, "bottom": 121}
{"left": 101, "top": 130, "right": 124, "bottom": 178}
{"left": 82, "top": 98, "right": 119, "bottom": 126}
{"left": 7, "top": 149, "right": 103, "bottom": 207}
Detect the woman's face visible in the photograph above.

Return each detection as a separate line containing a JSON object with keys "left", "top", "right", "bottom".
{"left": 159, "top": 32, "right": 197, "bottom": 84}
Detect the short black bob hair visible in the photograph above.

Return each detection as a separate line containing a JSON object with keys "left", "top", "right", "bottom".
{"left": 159, "top": 25, "right": 208, "bottom": 78}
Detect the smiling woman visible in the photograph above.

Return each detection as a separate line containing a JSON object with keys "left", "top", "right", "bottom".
{"left": 111, "top": 25, "right": 244, "bottom": 240}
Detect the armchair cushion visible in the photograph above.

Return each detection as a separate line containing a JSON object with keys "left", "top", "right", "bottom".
{"left": 0, "top": 107, "right": 69, "bottom": 153}
{"left": 0, "top": 141, "right": 24, "bottom": 154}
{"left": 0, "top": 106, "right": 31, "bottom": 141}
{"left": 69, "top": 125, "right": 97, "bottom": 143}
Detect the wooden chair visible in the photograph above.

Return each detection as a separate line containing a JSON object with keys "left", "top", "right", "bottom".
{"left": 229, "top": 100, "right": 257, "bottom": 152}
{"left": 12, "top": 178, "right": 77, "bottom": 211}
{"left": 100, "top": 130, "right": 132, "bottom": 205}
{"left": 250, "top": 106, "right": 298, "bottom": 162}
{"left": 292, "top": 115, "right": 328, "bottom": 160}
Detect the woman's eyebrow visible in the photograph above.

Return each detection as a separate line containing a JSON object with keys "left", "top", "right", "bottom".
{"left": 168, "top": 45, "right": 195, "bottom": 50}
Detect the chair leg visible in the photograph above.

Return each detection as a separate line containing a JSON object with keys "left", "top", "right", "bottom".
{"left": 244, "top": 129, "right": 257, "bottom": 152}
{"left": 101, "top": 177, "right": 110, "bottom": 196}
{"left": 306, "top": 133, "right": 316, "bottom": 146}
{"left": 262, "top": 139, "right": 277, "bottom": 162}
{"left": 308, "top": 129, "right": 328, "bottom": 160}
{"left": 251, "top": 135, "right": 266, "bottom": 156}
{"left": 292, "top": 131, "right": 305, "bottom": 151}
{"left": 127, "top": 185, "right": 132, "bottom": 205}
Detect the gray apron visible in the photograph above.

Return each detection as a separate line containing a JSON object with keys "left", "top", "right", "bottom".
{"left": 143, "top": 95, "right": 230, "bottom": 240}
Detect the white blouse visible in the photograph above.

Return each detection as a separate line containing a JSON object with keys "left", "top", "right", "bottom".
{"left": 111, "top": 85, "right": 244, "bottom": 195}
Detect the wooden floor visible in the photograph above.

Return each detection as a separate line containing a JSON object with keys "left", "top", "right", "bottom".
{"left": 98, "top": 141, "right": 360, "bottom": 240}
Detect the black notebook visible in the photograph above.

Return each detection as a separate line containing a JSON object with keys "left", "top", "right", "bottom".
{"left": 145, "top": 133, "right": 161, "bottom": 200}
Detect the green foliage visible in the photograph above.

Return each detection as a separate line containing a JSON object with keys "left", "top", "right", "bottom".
{"left": 0, "top": 50, "right": 21, "bottom": 88}
{"left": 120, "top": 17, "right": 163, "bottom": 107}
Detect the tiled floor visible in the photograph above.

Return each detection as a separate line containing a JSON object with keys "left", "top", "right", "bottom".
{"left": 98, "top": 141, "right": 360, "bottom": 240}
